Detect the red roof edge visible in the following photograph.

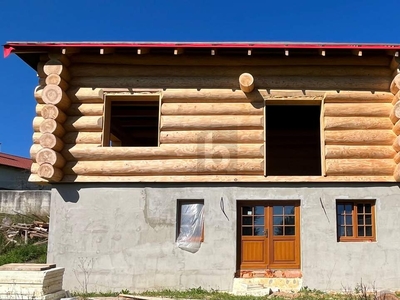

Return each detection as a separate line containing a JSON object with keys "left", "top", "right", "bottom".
{"left": 4, "top": 45, "right": 14, "bottom": 58}
{"left": 0, "top": 152, "right": 32, "bottom": 170}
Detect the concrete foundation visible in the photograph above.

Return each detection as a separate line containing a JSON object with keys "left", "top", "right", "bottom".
{"left": 48, "top": 183, "right": 400, "bottom": 293}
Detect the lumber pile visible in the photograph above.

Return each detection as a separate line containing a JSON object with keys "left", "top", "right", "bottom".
{"left": 1, "top": 217, "right": 49, "bottom": 246}
{"left": 0, "top": 263, "right": 66, "bottom": 299}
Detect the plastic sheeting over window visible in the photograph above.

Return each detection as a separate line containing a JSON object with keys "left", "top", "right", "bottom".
{"left": 176, "top": 202, "right": 204, "bottom": 253}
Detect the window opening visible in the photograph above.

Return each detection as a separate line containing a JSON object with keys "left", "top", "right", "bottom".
{"left": 103, "top": 95, "right": 160, "bottom": 147}
{"left": 266, "top": 105, "right": 321, "bottom": 176}
{"left": 176, "top": 200, "right": 204, "bottom": 253}
{"left": 336, "top": 200, "right": 376, "bottom": 242}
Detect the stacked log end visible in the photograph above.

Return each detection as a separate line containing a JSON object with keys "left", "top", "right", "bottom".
{"left": 32, "top": 55, "right": 71, "bottom": 182}
{"left": 324, "top": 91, "right": 396, "bottom": 178}
{"left": 390, "top": 74, "right": 400, "bottom": 181}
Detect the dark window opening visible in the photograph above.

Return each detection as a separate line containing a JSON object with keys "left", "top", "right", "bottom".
{"left": 266, "top": 105, "right": 321, "bottom": 176}
{"left": 109, "top": 100, "right": 159, "bottom": 147}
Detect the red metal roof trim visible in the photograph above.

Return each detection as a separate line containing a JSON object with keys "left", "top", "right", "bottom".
{"left": 0, "top": 153, "right": 32, "bottom": 170}
{"left": 4, "top": 41, "right": 400, "bottom": 53}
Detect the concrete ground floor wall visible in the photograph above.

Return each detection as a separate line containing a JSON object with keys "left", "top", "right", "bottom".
{"left": 47, "top": 183, "right": 400, "bottom": 293}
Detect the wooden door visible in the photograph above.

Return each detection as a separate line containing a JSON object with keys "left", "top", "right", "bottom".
{"left": 238, "top": 201, "right": 300, "bottom": 270}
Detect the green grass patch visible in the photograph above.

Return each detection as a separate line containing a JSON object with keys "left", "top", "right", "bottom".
{"left": 0, "top": 243, "right": 47, "bottom": 265}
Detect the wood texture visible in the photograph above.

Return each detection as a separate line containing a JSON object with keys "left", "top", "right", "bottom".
{"left": 390, "top": 101, "right": 400, "bottom": 124}
{"left": 326, "top": 159, "right": 395, "bottom": 175}
{"left": 324, "top": 103, "right": 392, "bottom": 117}
{"left": 34, "top": 86, "right": 45, "bottom": 103}
{"left": 63, "top": 159, "right": 264, "bottom": 175}
{"left": 239, "top": 73, "right": 254, "bottom": 92}
{"left": 393, "top": 120, "right": 400, "bottom": 135}
{"left": 324, "top": 91, "right": 393, "bottom": 103}
{"left": 39, "top": 119, "right": 66, "bottom": 136}
{"left": 43, "top": 59, "right": 70, "bottom": 81}
{"left": 390, "top": 74, "right": 400, "bottom": 94}
{"left": 392, "top": 91, "right": 400, "bottom": 105}
{"left": 394, "top": 164, "right": 400, "bottom": 181}
{"left": 160, "top": 130, "right": 264, "bottom": 144}
{"left": 324, "top": 117, "right": 393, "bottom": 130}
{"left": 45, "top": 74, "right": 69, "bottom": 90}
{"left": 161, "top": 102, "right": 263, "bottom": 115}
{"left": 69, "top": 64, "right": 392, "bottom": 77}
{"left": 66, "top": 87, "right": 104, "bottom": 103}
{"left": 62, "top": 132, "right": 102, "bottom": 144}
{"left": 65, "top": 103, "right": 104, "bottom": 116}
{"left": 69, "top": 75, "right": 390, "bottom": 91}
{"left": 42, "top": 85, "right": 71, "bottom": 110}
{"left": 39, "top": 133, "right": 64, "bottom": 151}
{"left": 394, "top": 152, "right": 400, "bottom": 164}
{"left": 325, "top": 130, "right": 396, "bottom": 145}
{"left": 37, "top": 164, "right": 63, "bottom": 182}
{"left": 325, "top": 145, "right": 396, "bottom": 159}
{"left": 64, "top": 116, "right": 103, "bottom": 132}
{"left": 55, "top": 175, "right": 396, "bottom": 183}
{"left": 393, "top": 136, "right": 400, "bottom": 152}
{"left": 160, "top": 115, "right": 263, "bottom": 130}
{"left": 70, "top": 54, "right": 391, "bottom": 67}
{"left": 36, "top": 148, "right": 66, "bottom": 168}
{"left": 40, "top": 105, "right": 67, "bottom": 123}
{"left": 61, "top": 143, "right": 264, "bottom": 161}
{"left": 30, "top": 144, "right": 41, "bottom": 161}
{"left": 162, "top": 89, "right": 255, "bottom": 103}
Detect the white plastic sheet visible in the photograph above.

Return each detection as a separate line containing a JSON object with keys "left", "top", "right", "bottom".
{"left": 176, "top": 203, "right": 204, "bottom": 253}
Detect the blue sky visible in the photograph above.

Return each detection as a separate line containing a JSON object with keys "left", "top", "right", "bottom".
{"left": 0, "top": 0, "right": 399, "bottom": 157}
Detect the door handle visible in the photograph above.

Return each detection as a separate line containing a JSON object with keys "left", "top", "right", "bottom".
{"left": 264, "top": 229, "right": 268, "bottom": 237}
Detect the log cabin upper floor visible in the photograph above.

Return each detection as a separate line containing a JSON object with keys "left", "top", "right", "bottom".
{"left": 4, "top": 42, "right": 400, "bottom": 183}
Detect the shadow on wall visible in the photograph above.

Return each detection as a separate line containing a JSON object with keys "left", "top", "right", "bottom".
{"left": 56, "top": 186, "right": 81, "bottom": 203}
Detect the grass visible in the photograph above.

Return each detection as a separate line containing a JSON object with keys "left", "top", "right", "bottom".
{"left": 0, "top": 213, "right": 48, "bottom": 266}
{"left": 73, "top": 286, "right": 400, "bottom": 300}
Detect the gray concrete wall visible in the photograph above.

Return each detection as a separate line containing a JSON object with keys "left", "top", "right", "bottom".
{"left": 48, "top": 183, "right": 400, "bottom": 293}
{"left": 0, "top": 190, "right": 51, "bottom": 215}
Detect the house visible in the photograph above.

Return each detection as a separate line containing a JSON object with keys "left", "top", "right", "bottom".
{"left": 4, "top": 41, "right": 400, "bottom": 293}
{"left": 0, "top": 151, "right": 34, "bottom": 190}
{"left": 0, "top": 151, "right": 50, "bottom": 215}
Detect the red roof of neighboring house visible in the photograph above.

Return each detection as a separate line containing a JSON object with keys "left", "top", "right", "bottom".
{"left": 0, "top": 153, "right": 31, "bottom": 170}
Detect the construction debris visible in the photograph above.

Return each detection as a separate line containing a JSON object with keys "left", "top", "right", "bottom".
{"left": 0, "top": 215, "right": 49, "bottom": 246}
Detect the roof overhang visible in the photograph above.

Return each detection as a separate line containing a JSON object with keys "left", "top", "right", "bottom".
{"left": 4, "top": 41, "right": 400, "bottom": 70}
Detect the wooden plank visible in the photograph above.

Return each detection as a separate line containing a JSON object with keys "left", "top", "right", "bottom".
{"left": 63, "top": 132, "right": 102, "bottom": 144}
{"left": 70, "top": 54, "right": 391, "bottom": 66}
{"left": 324, "top": 103, "right": 392, "bottom": 117}
{"left": 0, "top": 263, "right": 56, "bottom": 271}
{"left": 69, "top": 75, "right": 390, "bottom": 91}
{"left": 61, "top": 143, "right": 264, "bottom": 161}
{"left": 65, "top": 103, "right": 104, "bottom": 116}
{"left": 161, "top": 102, "right": 264, "bottom": 115}
{"left": 69, "top": 64, "right": 393, "bottom": 77}
{"left": 324, "top": 117, "right": 393, "bottom": 130}
{"left": 56, "top": 175, "right": 396, "bottom": 183}
{"left": 325, "top": 145, "right": 396, "bottom": 159}
{"left": 325, "top": 130, "right": 396, "bottom": 145}
{"left": 64, "top": 116, "right": 103, "bottom": 132}
{"left": 63, "top": 159, "right": 264, "bottom": 175}
{"left": 160, "top": 115, "right": 263, "bottom": 130}
{"left": 320, "top": 98, "right": 326, "bottom": 176}
{"left": 326, "top": 159, "right": 395, "bottom": 176}
{"left": 160, "top": 130, "right": 264, "bottom": 144}
{"left": 66, "top": 87, "right": 104, "bottom": 103}
{"left": 324, "top": 91, "right": 393, "bottom": 103}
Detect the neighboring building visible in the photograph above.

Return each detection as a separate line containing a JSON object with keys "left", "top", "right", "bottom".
{"left": 0, "top": 152, "right": 33, "bottom": 190}
{"left": 4, "top": 42, "right": 400, "bottom": 293}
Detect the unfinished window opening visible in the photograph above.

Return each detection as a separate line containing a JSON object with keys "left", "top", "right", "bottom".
{"left": 176, "top": 200, "right": 204, "bottom": 253}
{"left": 336, "top": 200, "right": 376, "bottom": 242}
{"left": 265, "top": 105, "right": 321, "bottom": 176}
{"left": 103, "top": 95, "right": 160, "bottom": 147}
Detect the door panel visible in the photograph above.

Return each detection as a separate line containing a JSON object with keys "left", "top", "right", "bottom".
{"left": 239, "top": 201, "right": 300, "bottom": 270}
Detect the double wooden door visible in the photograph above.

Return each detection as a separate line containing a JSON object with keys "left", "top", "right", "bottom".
{"left": 238, "top": 201, "right": 300, "bottom": 270}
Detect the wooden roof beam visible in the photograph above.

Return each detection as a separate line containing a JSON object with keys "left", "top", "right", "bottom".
{"left": 174, "top": 48, "right": 184, "bottom": 55}
{"left": 100, "top": 48, "right": 115, "bottom": 55}
{"left": 352, "top": 50, "right": 362, "bottom": 56}
{"left": 62, "top": 47, "right": 80, "bottom": 55}
{"left": 319, "top": 49, "right": 326, "bottom": 57}
{"left": 285, "top": 49, "right": 289, "bottom": 56}
{"left": 247, "top": 49, "right": 252, "bottom": 56}
{"left": 137, "top": 48, "right": 149, "bottom": 55}
{"left": 211, "top": 49, "right": 216, "bottom": 56}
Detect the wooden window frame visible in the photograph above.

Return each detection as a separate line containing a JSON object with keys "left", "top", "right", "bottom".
{"left": 336, "top": 200, "right": 376, "bottom": 242}
{"left": 176, "top": 200, "right": 204, "bottom": 243}
{"left": 102, "top": 93, "right": 161, "bottom": 147}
